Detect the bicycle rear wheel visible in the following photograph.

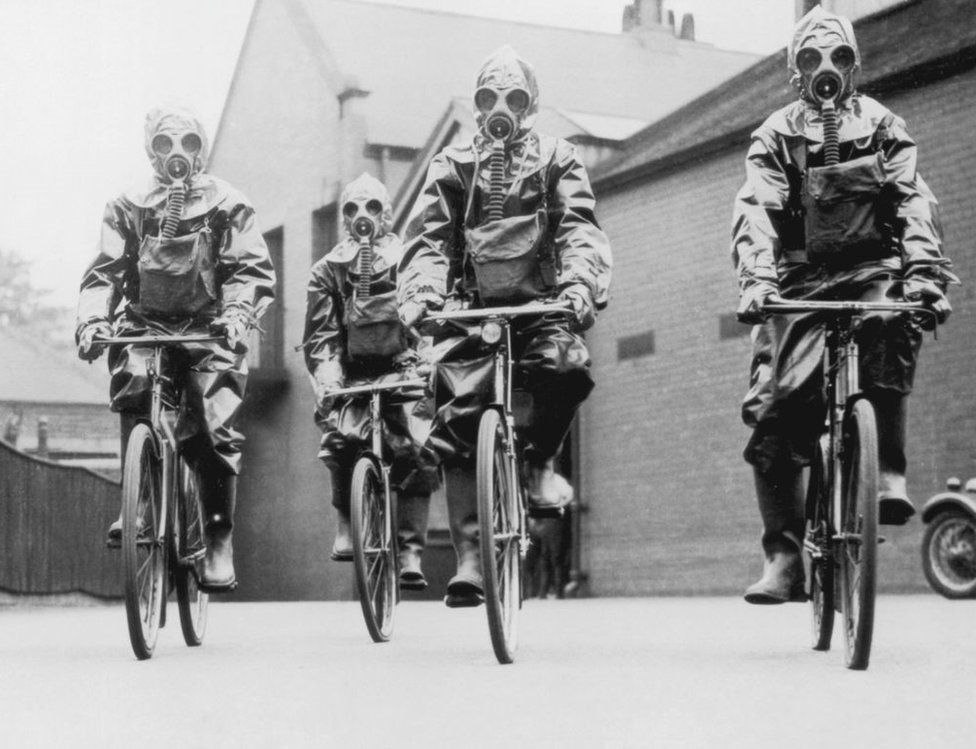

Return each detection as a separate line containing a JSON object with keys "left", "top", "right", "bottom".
{"left": 175, "top": 458, "right": 209, "bottom": 646}
{"left": 351, "top": 455, "right": 396, "bottom": 642}
{"left": 805, "top": 439, "right": 834, "bottom": 651}
{"left": 477, "top": 408, "right": 521, "bottom": 664}
{"left": 122, "top": 423, "right": 166, "bottom": 660}
{"left": 839, "top": 399, "right": 878, "bottom": 670}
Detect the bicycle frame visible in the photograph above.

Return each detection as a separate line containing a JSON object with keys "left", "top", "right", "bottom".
{"left": 323, "top": 378, "right": 428, "bottom": 499}
{"left": 766, "top": 301, "right": 926, "bottom": 529}
{"left": 99, "top": 334, "right": 220, "bottom": 549}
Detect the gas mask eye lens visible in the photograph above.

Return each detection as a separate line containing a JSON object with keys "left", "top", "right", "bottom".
{"left": 342, "top": 202, "right": 357, "bottom": 219}
{"left": 151, "top": 134, "right": 173, "bottom": 155}
{"left": 795, "top": 48, "right": 822, "bottom": 74}
{"left": 181, "top": 133, "right": 202, "bottom": 153}
{"left": 474, "top": 88, "right": 498, "bottom": 112}
{"left": 365, "top": 199, "right": 383, "bottom": 216}
{"left": 831, "top": 45, "right": 856, "bottom": 73}
{"left": 505, "top": 89, "right": 530, "bottom": 114}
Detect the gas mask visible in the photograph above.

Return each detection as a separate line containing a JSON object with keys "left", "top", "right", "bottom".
{"left": 144, "top": 107, "right": 209, "bottom": 239}
{"left": 339, "top": 173, "right": 393, "bottom": 297}
{"left": 475, "top": 85, "right": 531, "bottom": 144}
{"left": 473, "top": 45, "right": 539, "bottom": 145}
{"left": 789, "top": 7, "right": 860, "bottom": 107}
{"left": 789, "top": 7, "right": 860, "bottom": 166}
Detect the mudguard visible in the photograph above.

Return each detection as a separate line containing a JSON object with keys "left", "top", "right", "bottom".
{"left": 921, "top": 491, "right": 976, "bottom": 524}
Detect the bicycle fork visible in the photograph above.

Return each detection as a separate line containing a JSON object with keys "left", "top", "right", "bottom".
{"left": 369, "top": 391, "right": 394, "bottom": 556}
{"left": 829, "top": 324, "right": 861, "bottom": 543}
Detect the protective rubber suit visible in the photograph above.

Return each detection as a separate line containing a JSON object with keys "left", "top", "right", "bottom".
{"left": 731, "top": 8, "right": 955, "bottom": 604}
{"left": 303, "top": 173, "right": 439, "bottom": 588}
{"left": 76, "top": 105, "right": 276, "bottom": 591}
{"left": 398, "top": 46, "right": 611, "bottom": 606}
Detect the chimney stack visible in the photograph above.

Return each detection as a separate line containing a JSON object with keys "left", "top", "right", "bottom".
{"left": 679, "top": 13, "right": 695, "bottom": 41}
{"left": 621, "top": 0, "right": 664, "bottom": 32}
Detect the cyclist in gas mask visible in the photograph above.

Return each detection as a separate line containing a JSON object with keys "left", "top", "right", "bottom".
{"left": 731, "top": 8, "right": 956, "bottom": 604}
{"left": 398, "top": 45, "right": 612, "bottom": 608}
{"left": 76, "top": 104, "right": 276, "bottom": 593}
{"left": 304, "top": 173, "right": 439, "bottom": 590}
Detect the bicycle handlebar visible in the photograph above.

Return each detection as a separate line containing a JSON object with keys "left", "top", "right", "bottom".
{"left": 94, "top": 335, "right": 224, "bottom": 345}
{"left": 323, "top": 378, "right": 428, "bottom": 398}
{"left": 427, "top": 301, "right": 572, "bottom": 322}
{"left": 764, "top": 300, "right": 928, "bottom": 315}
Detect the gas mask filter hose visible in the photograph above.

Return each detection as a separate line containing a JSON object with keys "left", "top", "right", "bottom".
{"left": 357, "top": 238, "right": 373, "bottom": 298}
{"left": 821, "top": 101, "right": 840, "bottom": 167}
{"left": 486, "top": 141, "right": 506, "bottom": 222}
{"left": 160, "top": 182, "right": 185, "bottom": 239}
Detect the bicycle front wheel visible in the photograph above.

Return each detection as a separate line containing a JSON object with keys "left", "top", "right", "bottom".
{"left": 175, "top": 458, "right": 209, "bottom": 646}
{"left": 351, "top": 455, "right": 396, "bottom": 642}
{"left": 121, "top": 423, "right": 166, "bottom": 660}
{"left": 839, "top": 399, "right": 879, "bottom": 670}
{"left": 477, "top": 408, "right": 521, "bottom": 664}
{"left": 805, "top": 439, "right": 834, "bottom": 651}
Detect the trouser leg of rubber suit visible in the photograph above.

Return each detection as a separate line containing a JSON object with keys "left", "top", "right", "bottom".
{"left": 443, "top": 464, "right": 484, "bottom": 607}
{"left": 328, "top": 462, "right": 353, "bottom": 562}
{"left": 397, "top": 491, "right": 430, "bottom": 590}
{"left": 744, "top": 463, "right": 806, "bottom": 605}
{"left": 871, "top": 390, "right": 916, "bottom": 525}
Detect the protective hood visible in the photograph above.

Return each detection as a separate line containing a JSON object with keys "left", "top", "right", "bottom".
{"left": 788, "top": 6, "right": 860, "bottom": 104}
{"left": 473, "top": 45, "right": 539, "bottom": 141}
{"left": 340, "top": 173, "right": 393, "bottom": 240}
{"left": 144, "top": 104, "right": 209, "bottom": 184}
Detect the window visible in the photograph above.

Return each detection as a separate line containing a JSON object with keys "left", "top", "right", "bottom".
{"left": 617, "top": 331, "right": 655, "bottom": 360}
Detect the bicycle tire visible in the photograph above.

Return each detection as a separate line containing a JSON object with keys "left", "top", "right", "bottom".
{"left": 351, "top": 455, "right": 396, "bottom": 642}
{"left": 805, "top": 439, "right": 834, "bottom": 651}
{"left": 921, "top": 510, "right": 976, "bottom": 599}
{"left": 839, "top": 399, "right": 878, "bottom": 670}
{"left": 175, "top": 458, "right": 209, "bottom": 646}
{"left": 122, "top": 423, "right": 166, "bottom": 660}
{"left": 477, "top": 408, "right": 521, "bottom": 664}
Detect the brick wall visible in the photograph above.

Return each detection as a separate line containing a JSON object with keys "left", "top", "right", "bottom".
{"left": 584, "top": 67, "right": 976, "bottom": 596}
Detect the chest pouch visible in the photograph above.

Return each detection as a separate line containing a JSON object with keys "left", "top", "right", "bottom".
{"left": 802, "top": 152, "right": 888, "bottom": 266}
{"left": 137, "top": 230, "right": 216, "bottom": 316}
{"left": 343, "top": 289, "right": 407, "bottom": 361}
{"left": 464, "top": 209, "right": 555, "bottom": 304}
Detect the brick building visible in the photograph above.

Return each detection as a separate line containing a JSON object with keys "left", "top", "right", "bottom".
{"left": 208, "top": 0, "right": 760, "bottom": 599}
{"left": 585, "top": 0, "right": 976, "bottom": 595}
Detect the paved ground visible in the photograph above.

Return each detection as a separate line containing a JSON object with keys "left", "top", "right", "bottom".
{"left": 0, "top": 595, "right": 973, "bottom": 748}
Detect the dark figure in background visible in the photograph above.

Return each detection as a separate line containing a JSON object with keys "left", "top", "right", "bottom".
{"left": 398, "top": 45, "right": 612, "bottom": 607}
{"left": 76, "top": 105, "right": 276, "bottom": 592}
{"left": 303, "top": 174, "right": 439, "bottom": 590}
{"left": 731, "top": 8, "right": 955, "bottom": 604}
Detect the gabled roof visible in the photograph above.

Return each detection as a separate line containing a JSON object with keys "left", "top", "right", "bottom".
{"left": 0, "top": 327, "right": 107, "bottom": 405}
{"left": 290, "top": 0, "right": 759, "bottom": 150}
{"left": 593, "top": 0, "right": 976, "bottom": 190}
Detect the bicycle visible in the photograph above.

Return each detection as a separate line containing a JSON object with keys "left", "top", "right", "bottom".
{"left": 428, "top": 301, "right": 570, "bottom": 664}
{"left": 98, "top": 334, "right": 218, "bottom": 660}
{"left": 764, "top": 300, "right": 930, "bottom": 670}
{"left": 323, "top": 377, "right": 427, "bottom": 643}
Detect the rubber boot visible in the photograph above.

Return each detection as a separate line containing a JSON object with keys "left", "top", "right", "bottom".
{"left": 329, "top": 465, "right": 353, "bottom": 561}
{"left": 107, "top": 413, "right": 139, "bottom": 547}
{"left": 874, "top": 392, "right": 916, "bottom": 525}
{"left": 199, "top": 471, "right": 238, "bottom": 592}
{"left": 744, "top": 465, "right": 806, "bottom": 604}
{"left": 444, "top": 465, "right": 483, "bottom": 608}
{"left": 397, "top": 492, "right": 430, "bottom": 590}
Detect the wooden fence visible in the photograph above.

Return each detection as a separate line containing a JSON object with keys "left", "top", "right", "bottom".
{"left": 1, "top": 439, "right": 121, "bottom": 598}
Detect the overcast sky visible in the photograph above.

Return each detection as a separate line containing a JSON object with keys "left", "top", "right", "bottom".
{"left": 0, "top": 0, "right": 794, "bottom": 308}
